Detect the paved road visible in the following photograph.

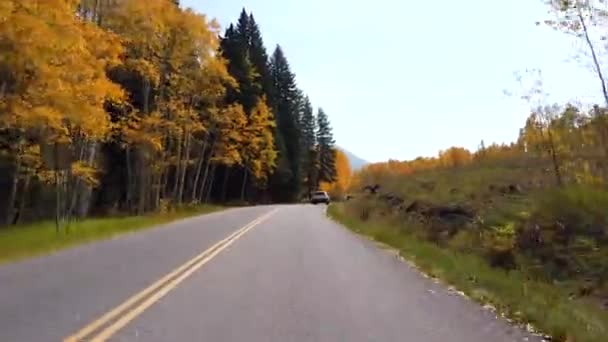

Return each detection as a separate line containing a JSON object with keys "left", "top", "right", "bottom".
{"left": 0, "top": 205, "right": 543, "bottom": 342}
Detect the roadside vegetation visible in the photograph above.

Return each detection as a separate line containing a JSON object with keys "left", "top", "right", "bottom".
{"left": 329, "top": 2, "right": 608, "bottom": 341}
{"left": 335, "top": 111, "right": 608, "bottom": 340}
{"left": 329, "top": 203, "right": 608, "bottom": 342}
{"left": 0, "top": 204, "right": 222, "bottom": 265}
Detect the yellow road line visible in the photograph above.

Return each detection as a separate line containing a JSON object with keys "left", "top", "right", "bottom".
{"left": 64, "top": 209, "right": 278, "bottom": 342}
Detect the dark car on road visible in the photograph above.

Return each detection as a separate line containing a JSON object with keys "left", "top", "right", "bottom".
{"left": 310, "top": 191, "right": 330, "bottom": 205}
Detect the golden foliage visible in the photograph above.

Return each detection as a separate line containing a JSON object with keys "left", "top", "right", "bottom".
{"left": 243, "top": 97, "right": 277, "bottom": 182}
{"left": 0, "top": 0, "right": 278, "bottom": 219}
{"left": 355, "top": 104, "right": 608, "bottom": 190}
{"left": 71, "top": 161, "right": 100, "bottom": 187}
{"left": 320, "top": 149, "right": 352, "bottom": 197}
{"left": 438, "top": 147, "right": 472, "bottom": 168}
{"left": 211, "top": 104, "right": 248, "bottom": 166}
{"left": 1, "top": 0, "right": 124, "bottom": 140}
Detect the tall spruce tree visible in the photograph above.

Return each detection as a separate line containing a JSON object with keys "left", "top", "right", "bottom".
{"left": 269, "top": 45, "right": 302, "bottom": 201}
{"left": 300, "top": 95, "right": 317, "bottom": 195}
{"left": 247, "top": 13, "right": 273, "bottom": 98}
{"left": 226, "top": 9, "right": 271, "bottom": 108}
{"left": 316, "top": 108, "right": 337, "bottom": 185}
{"left": 220, "top": 23, "right": 259, "bottom": 113}
{"left": 218, "top": 10, "right": 273, "bottom": 202}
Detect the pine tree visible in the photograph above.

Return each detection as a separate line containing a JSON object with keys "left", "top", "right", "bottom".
{"left": 220, "top": 23, "right": 260, "bottom": 113}
{"left": 221, "top": 9, "right": 272, "bottom": 111}
{"left": 269, "top": 45, "right": 302, "bottom": 201}
{"left": 219, "top": 9, "right": 277, "bottom": 202}
{"left": 299, "top": 95, "right": 317, "bottom": 196}
{"left": 316, "top": 108, "right": 337, "bottom": 185}
{"left": 236, "top": 8, "right": 251, "bottom": 46}
{"left": 247, "top": 13, "right": 273, "bottom": 98}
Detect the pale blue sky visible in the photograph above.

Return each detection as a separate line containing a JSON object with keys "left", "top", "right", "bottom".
{"left": 183, "top": 0, "right": 604, "bottom": 162}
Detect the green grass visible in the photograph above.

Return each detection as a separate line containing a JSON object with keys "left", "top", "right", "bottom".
{"left": 0, "top": 205, "right": 224, "bottom": 265}
{"left": 328, "top": 203, "right": 608, "bottom": 342}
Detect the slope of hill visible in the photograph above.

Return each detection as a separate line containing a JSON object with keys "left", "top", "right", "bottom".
{"left": 333, "top": 148, "right": 608, "bottom": 342}
{"left": 339, "top": 148, "right": 369, "bottom": 170}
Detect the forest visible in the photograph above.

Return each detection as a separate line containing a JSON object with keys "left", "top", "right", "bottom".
{"left": 0, "top": 0, "right": 340, "bottom": 228}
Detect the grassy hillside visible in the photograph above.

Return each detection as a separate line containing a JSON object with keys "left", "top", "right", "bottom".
{"left": 335, "top": 158, "right": 608, "bottom": 341}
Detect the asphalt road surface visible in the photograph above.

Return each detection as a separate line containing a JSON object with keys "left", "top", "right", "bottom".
{"left": 0, "top": 205, "right": 544, "bottom": 342}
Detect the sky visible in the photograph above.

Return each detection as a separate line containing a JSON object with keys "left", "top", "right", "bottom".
{"left": 183, "top": 0, "right": 605, "bottom": 163}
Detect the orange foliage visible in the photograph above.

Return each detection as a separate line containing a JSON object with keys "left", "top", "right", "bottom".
{"left": 320, "top": 149, "right": 352, "bottom": 198}
{"left": 438, "top": 147, "right": 472, "bottom": 168}
{"left": 352, "top": 144, "right": 522, "bottom": 189}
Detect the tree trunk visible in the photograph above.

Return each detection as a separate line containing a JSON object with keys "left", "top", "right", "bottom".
{"left": 154, "top": 168, "right": 162, "bottom": 210}
{"left": 14, "top": 175, "right": 30, "bottom": 225}
{"left": 547, "top": 128, "right": 563, "bottom": 186}
{"left": 160, "top": 158, "right": 170, "bottom": 202}
{"left": 240, "top": 168, "right": 248, "bottom": 202}
{"left": 125, "top": 146, "right": 133, "bottom": 212}
{"left": 578, "top": 8, "right": 608, "bottom": 107}
{"left": 55, "top": 170, "right": 61, "bottom": 233}
{"left": 77, "top": 141, "right": 98, "bottom": 217}
{"left": 68, "top": 142, "right": 87, "bottom": 222}
{"left": 64, "top": 162, "right": 73, "bottom": 232}
{"left": 205, "top": 164, "right": 217, "bottom": 203}
{"left": 221, "top": 167, "right": 231, "bottom": 202}
{"left": 198, "top": 158, "right": 212, "bottom": 203}
{"left": 191, "top": 138, "right": 208, "bottom": 202}
{"left": 6, "top": 155, "right": 20, "bottom": 226}
{"left": 198, "top": 140, "right": 216, "bottom": 202}
{"left": 160, "top": 138, "right": 171, "bottom": 200}
{"left": 177, "top": 129, "right": 190, "bottom": 205}
{"left": 137, "top": 151, "right": 147, "bottom": 215}
{"left": 143, "top": 79, "right": 151, "bottom": 114}
{"left": 54, "top": 143, "right": 61, "bottom": 233}
{"left": 172, "top": 132, "right": 183, "bottom": 203}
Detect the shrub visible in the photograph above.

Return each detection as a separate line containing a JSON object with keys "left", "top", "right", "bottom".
{"left": 517, "top": 186, "right": 608, "bottom": 282}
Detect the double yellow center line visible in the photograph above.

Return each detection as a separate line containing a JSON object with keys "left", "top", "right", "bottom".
{"left": 64, "top": 208, "right": 279, "bottom": 342}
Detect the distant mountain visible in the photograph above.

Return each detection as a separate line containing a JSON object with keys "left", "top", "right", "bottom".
{"left": 339, "top": 147, "right": 369, "bottom": 170}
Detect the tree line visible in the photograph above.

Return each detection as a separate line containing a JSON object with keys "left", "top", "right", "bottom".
{"left": 0, "top": 0, "right": 337, "bottom": 228}
{"left": 355, "top": 100, "right": 608, "bottom": 189}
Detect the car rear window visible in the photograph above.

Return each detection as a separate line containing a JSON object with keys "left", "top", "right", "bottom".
{"left": 314, "top": 191, "right": 326, "bottom": 196}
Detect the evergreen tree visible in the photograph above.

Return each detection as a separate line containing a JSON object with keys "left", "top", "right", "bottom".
{"left": 316, "top": 108, "right": 337, "bottom": 184}
{"left": 220, "top": 24, "right": 260, "bottom": 113}
{"left": 223, "top": 8, "right": 271, "bottom": 108}
{"left": 248, "top": 13, "right": 273, "bottom": 97}
{"left": 300, "top": 95, "right": 316, "bottom": 149}
{"left": 299, "top": 95, "right": 317, "bottom": 195}
{"left": 269, "top": 45, "right": 302, "bottom": 201}
{"left": 236, "top": 8, "right": 251, "bottom": 45}
{"left": 215, "top": 10, "right": 323, "bottom": 203}
{"left": 218, "top": 10, "right": 269, "bottom": 202}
